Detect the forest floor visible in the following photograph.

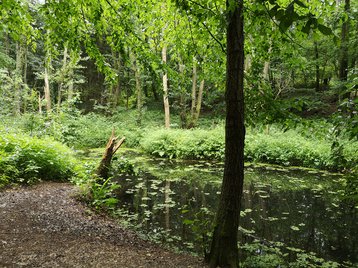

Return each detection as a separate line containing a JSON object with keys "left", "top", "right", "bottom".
{"left": 0, "top": 182, "right": 206, "bottom": 268}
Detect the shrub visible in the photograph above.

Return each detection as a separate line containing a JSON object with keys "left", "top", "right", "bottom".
{"left": 140, "top": 128, "right": 225, "bottom": 160}
{"left": 139, "top": 127, "right": 357, "bottom": 171}
{"left": 0, "top": 130, "right": 79, "bottom": 187}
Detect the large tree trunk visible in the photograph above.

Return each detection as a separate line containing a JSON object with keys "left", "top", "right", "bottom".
{"left": 207, "top": 0, "right": 245, "bottom": 267}
{"left": 162, "top": 46, "right": 170, "bottom": 128}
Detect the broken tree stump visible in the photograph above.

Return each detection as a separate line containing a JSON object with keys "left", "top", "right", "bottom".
{"left": 96, "top": 129, "right": 125, "bottom": 180}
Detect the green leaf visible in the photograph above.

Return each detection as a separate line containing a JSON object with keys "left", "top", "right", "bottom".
{"left": 294, "top": 0, "right": 307, "bottom": 8}
{"left": 318, "top": 24, "right": 332, "bottom": 35}
{"left": 183, "top": 219, "right": 194, "bottom": 225}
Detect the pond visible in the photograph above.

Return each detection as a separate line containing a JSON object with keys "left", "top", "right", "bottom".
{"left": 110, "top": 150, "right": 357, "bottom": 265}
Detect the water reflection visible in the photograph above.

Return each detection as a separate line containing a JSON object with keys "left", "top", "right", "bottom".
{"left": 114, "top": 155, "right": 357, "bottom": 264}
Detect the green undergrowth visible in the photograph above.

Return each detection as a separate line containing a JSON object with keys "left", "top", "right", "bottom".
{"left": 0, "top": 128, "right": 80, "bottom": 187}
{"left": 2, "top": 112, "right": 357, "bottom": 172}
{"left": 239, "top": 239, "right": 353, "bottom": 268}
{"left": 140, "top": 127, "right": 357, "bottom": 172}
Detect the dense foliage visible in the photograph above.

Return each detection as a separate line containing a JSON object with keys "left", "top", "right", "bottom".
{"left": 0, "top": 128, "right": 79, "bottom": 187}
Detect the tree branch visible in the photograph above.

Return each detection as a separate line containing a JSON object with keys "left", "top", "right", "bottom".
{"left": 201, "top": 22, "right": 226, "bottom": 54}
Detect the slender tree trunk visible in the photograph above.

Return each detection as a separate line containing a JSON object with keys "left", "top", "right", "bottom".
{"left": 244, "top": 55, "right": 251, "bottom": 72}
{"left": 23, "top": 44, "right": 28, "bottom": 85}
{"left": 38, "top": 94, "right": 43, "bottom": 114}
{"left": 193, "top": 80, "right": 205, "bottom": 125}
{"left": 314, "top": 42, "right": 320, "bottom": 91}
{"left": 178, "top": 62, "right": 188, "bottom": 128}
{"left": 44, "top": 65, "right": 51, "bottom": 112}
{"left": 131, "top": 53, "right": 142, "bottom": 125}
{"left": 57, "top": 46, "right": 68, "bottom": 111}
{"left": 162, "top": 46, "right": 170, "bottom": 128}
{"left": 112, "top": 51, "right": 122, "bottom": 108}
{"left": 263, "top": 42, "right": 272, "bottom": 80}
{"left": 339, "top": 0, "right": 350, "bottom": 99}
{"left": 14, "top": 42, "right": 23, "bottom": 116}
{"left": 191, "top": 57, "right": 197, "bottom": 117}
{"left": 208, "top": 1, "right": 245, "bottom": 267}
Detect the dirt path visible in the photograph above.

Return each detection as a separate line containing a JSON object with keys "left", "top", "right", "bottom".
{"left": 0, "top": 182, "right": 206, "bottom": 267}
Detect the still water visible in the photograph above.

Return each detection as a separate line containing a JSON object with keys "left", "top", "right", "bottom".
{"left": 113, "top": 151, "right": 357, "bottom": 265}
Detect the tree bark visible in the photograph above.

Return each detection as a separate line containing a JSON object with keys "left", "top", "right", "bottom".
{"left": 207, "top": 1, "right": 245, "bottom": 267}
{"left": 162, "top": 45, "right": 170, "bottom": 128}
{"left": 96, "top": 130, "right": 125, "bottom": 180}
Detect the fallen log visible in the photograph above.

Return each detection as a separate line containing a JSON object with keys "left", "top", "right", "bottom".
{"left": 96, "top": 129, "right": 125, "bottom": 180}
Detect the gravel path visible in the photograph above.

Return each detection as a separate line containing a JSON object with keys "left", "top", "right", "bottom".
{"left": 0, "top": 182, "right": 206, "bottom": 267}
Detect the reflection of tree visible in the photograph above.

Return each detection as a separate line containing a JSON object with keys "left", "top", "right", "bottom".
{"left": 164, "top": 180, "right": 171, "bottom": 230}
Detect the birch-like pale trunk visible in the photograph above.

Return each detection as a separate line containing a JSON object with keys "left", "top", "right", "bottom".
{"left": 191, "top": 57, "right": 197, "bottom": 117}
{"left": 194, "top": 80, "right": 205, "bottom": 123}
{"left": 162, "top": 45, "right": 170, "bottom": 129}
{"left": 57, "top": 46, "right": 68, "bottom": 111}
{"left": 44, "top": 65, "right": 51, "bottom": 112}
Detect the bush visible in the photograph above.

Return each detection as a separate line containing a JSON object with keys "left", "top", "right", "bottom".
{"left": 0, "top": 130, "right": 79, "bottom": 187}
{"left": 139, "top": 127, "right": 358, "bottom": 171}
{"left": 140, "top": 128, "right": 225, "bottom": 160}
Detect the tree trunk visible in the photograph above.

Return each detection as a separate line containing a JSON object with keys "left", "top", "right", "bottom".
{"left": 263, "top": 42, "right": 272, "bottom": 80}
{"left": 67, "top": 50, "right": 76, "bottom": 102}
{"left": 112, "top": 51, "right": 122, "bottom": 108}
{"left": 14, "top": 42, "right": 24, "bottom": 116}
{"left": 38, "top": 94, "right": 43, "bottom": 114}
{"left": 97, "top": 130, "right": 125, "bottom": 180}
{"left": 178, "top": 62, "right": 188, "bottom": 128}
{"left": 44, "top": 65, "right": 51, "bottom": 112}
{"left": 131, "top": 53, "right": 142, "bottom": 125}
{"left": 57, "top": 46, "right": 68, "bottom": 112}
{"left": 339, "top": 0, "right": 350, "bottom": 99}
{"left": 193, "top": 80, "right": 205, "bottom": 125}
{"left": 23, "top": 44, "right": 28, "bottom": 85}
{"left": 162, "top": 46, "right": 170, "bottom": 128}
{"left": 191, "top": 57, "right": 197, "bottom": 117}
{"left": 314, "top": 42, "right": 320, "bottom": 91}
{"left": 207, "top": 0, "right": 245, "bottom": 267}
